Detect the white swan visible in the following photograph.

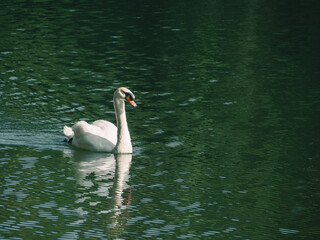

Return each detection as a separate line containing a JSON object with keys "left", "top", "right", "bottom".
{"left": 63, "top": 87, "right": 137, "bottom": 153}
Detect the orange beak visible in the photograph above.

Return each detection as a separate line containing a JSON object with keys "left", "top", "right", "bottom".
{"left": 126, "top": 96, "right": 137, "bottom": 107}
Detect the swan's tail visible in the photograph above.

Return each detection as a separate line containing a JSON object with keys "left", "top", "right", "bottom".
{"left": 63, "top": 126, "right": 74, "bottom": 138}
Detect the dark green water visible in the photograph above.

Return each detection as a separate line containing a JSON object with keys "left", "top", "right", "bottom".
{"left": 1, "top": 1, "right": 320, "bottom": 239}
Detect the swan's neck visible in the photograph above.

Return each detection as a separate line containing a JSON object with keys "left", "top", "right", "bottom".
{"left": 114, "top": 98, "right": 132, "bottom": 153}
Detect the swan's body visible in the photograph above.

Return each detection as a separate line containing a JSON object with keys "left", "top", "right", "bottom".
{"left": 63, "top": 87, "right": 136, "bottom": 153}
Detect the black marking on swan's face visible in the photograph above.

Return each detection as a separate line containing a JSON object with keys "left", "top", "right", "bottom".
{"left": 122, "top": 90, "right": 137, "bottom": 107}
{"left": 124, "top": 92, "right": 135, "bottom": 101}
{"left": 117, "top": 87, "right": 137, "bottom": 107}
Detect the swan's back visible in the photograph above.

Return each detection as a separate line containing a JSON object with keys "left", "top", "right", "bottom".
{"left": 64, "top": 120, "right": 118, "bottom": 152}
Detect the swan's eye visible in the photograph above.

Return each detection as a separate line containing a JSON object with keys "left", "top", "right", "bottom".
{"left": 124, "top": 92, "right": 137, "bottom": 107}
{"left": 125, "top": 93, "right": 134, "bottom": 101}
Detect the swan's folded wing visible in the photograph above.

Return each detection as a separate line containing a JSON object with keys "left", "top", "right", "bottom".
{"left": 91, "top": 120, "right": 117, "bottom": 144}
{"left": 72, "top": 132, "right": 116, "bottom": 152}
{"left": 71, "top": 120, "right": 118, "bottom": 152}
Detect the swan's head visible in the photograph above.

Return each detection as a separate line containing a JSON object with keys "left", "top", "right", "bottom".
{"left": 114, "top": 87, "right": 137, "bottom": 107}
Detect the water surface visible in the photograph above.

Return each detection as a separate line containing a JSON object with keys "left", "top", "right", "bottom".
{"left": 1, "top": 1, "right": 320, "bottom": 239}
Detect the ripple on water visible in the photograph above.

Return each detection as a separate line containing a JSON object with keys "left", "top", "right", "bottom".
{"left": 17, "top": 220, "right": 40, "bottom": 229}
{"left": 31, "top": 201, "right": 58, "bottom": 209}
{"left": 0, "top": 219, "right": 20, "bottom": 233}
{"left": 177, "top": 233, "right": 198, "bottom": 239}
{"left": 38, "top": 209, "right": 59, "bottom": 221}
{"left": 150, "top": 170, "right": 168, "bottom": 177}
{"left": 142, "top": 224, "right": 181, "bottom": 238}
{"left": 143, "top": 218, "right": 165, "bottom": 225}
{"left": 148, "top": 183, "right": 165, "bottom": 189}
{"left": 202, "top": 230, "right": 220, "bottom": 237}
{"left": 165, "top": 141, "right": 183, "bottom": 148}
{"left": 279, "top": 228, "right": 299, "bottom": 235}
{"left": 140, "top": 198, "right": 153, "bottom": 203}
{"left": 126, "top": 216, "right": 147, "bottom": 225}
{"left": 84, "top": 229, "right": 106, "bottom": 239}
{"left": 57, "top": 230, "right": 80, "bottom": 240}
{"left": 18, "top": 156, "right": 38, "bottom": 169}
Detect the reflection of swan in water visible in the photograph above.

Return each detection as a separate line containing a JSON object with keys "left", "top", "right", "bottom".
{"left": 108, "top": 154, "right": 132, "bottom": 238}
{"left": 114, "top": 154, "right": 132, "bottom": 212}
{"left": 67, "top": 150, "right": 132, "bottom": 198}
{"left": 64, "top": 150, "right": 132, "bottom": 237}
{"left": 70, "top": 151, "right": 116, "bottom": 196}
